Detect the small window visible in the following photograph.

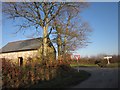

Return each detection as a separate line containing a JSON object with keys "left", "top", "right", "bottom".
{"left": 18, "top": 57, "right": 23, "bottom": 66}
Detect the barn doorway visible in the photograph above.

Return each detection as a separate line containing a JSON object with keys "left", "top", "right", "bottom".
{"left": 18, "top": 57, "right": 23, "bottom": 66}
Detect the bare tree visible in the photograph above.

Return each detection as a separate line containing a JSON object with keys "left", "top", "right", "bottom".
{"left": 2, "top": 2, "right": 88, "bottom": 61}
{"left": 65, "top": 19, "right": 92, "bottom": 51}
{"left": 52, "top": 21, "right": 92, "bottom": 59}
{"left": 51, "top": 13, "right": 91, "bottom": 60}
{"left": 52, "top": 19, "right": 63, "bottom": 59}
{"left": 2, "top": 2, "right": 63, "bottom": 61}
{"left": 62, "top": 19, "right": 92, "bottom": 60}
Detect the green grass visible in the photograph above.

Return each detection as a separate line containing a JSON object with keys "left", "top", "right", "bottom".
{"left": 70, "top": 64, "right": 98, "bottom": 67}
{"left": 106, "top": 63, "right": 119, "bottom": 68}
{"left": 70, "top": 62, "right": 120, "bottom": 68}
{"left": 29, "top": 70, "right": 91, "bottom": 88}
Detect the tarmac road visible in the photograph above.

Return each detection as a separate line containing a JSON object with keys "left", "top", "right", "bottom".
{"left": 72, "top": 67, "right": 119, "bottom": 88}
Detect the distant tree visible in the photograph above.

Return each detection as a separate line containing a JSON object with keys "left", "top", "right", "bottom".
{"left": 97, "top": 53, "right": 107, "bottom": 59}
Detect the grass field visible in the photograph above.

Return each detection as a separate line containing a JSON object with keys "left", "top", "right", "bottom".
{"left": 70, "top": 64, "right": 98, "bottom": 67}
{"left": 70, "top": 62, "right": 119, "bottom": 68}
{"left": 106, "top": 63, "right": 119, "bottom": 68}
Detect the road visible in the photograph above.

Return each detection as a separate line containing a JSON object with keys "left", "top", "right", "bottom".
{"left": 72, "top": 67, "right": 119, "bottom": 88}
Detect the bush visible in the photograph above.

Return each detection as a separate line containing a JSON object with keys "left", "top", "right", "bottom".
{"left": 109, "top": 55, "right": 119, "bottom": 63}
{"left": 69, "top": 58, "right": 96, "bottom": 65}
{"left": 94, "top": 59, "right": 107, "bottom": 67}
{"left": 2, "top": 58, "right": 73, "bottom": 88}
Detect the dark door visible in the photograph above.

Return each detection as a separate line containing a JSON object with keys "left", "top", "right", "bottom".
{"left": 18, "top": 57, "right": 23, "bottom": 66}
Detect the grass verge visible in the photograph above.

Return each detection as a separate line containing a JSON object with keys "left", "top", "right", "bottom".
{"left": 30, "top": 70, "right": 91, "bottom": 88}
{"left": 106, "top": 63, "right": 119, "bottom": 68}
{"left": 70, "top": 64, "right": 98, "bottom": 67}
{"left": 70, "top": 62, "right": 120, "bottom": 68}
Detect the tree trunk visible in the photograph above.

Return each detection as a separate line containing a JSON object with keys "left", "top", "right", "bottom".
{"left": 63, "top": 18, "right": 70, "bottom": 61}
{"left": 43, "top": 18, "right": 49, "bottom": 62}
{"left": 43, "top": 26, "right": 47, "bottom": 57}
{"left": 42, "top": 18, "right": 49, "bottom": 81}
{"left": 63, "top": 36, "right": 67, "bottom": 61}
{"left": 57, "top": 33, "right": 62, "bottom": 60}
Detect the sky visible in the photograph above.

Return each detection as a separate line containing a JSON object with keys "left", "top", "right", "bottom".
{"left": 74, "top": 2, "right": 118, "bottom": 57}
{"left": 1, "top": 2, "right": 118, "bottom": 57}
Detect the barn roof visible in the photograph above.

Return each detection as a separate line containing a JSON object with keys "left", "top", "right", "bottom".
{"left": 0, "top": 37, "right": 52, "bottom": 53}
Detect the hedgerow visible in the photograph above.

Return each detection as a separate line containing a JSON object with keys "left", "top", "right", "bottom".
{"left": 2, "top": 58, "right": 72, "bottom": 88}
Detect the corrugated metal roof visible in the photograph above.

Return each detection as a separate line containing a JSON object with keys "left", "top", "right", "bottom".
{"left": 0, "top": 38, "right": 43, "bottom": 53}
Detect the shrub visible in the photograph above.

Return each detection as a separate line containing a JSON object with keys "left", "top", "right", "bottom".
{"left": 94, "top": 59, "right": 107, "bottom": 67}
{"left": 69, "top": 58, "right": 96, "bottom": 65}
{"left": 109, "top": 55, "right": 119, "bottom": 63}
{"left": 2, "top": 57, "right": 72, "bottom": 88}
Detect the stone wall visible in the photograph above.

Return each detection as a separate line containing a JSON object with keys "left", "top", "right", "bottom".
{"left": 0, "top": 50, "right": 38, "bottom": 64}
{"left": 0, "top": 50, "right": 38, "bottom": 59}
{"left": 0, "top": 46, "right": 56, "bottom": 65}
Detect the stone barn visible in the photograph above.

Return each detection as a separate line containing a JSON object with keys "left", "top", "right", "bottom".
{"left": 0, "top": 37, "right": 56, "bottom": 66}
